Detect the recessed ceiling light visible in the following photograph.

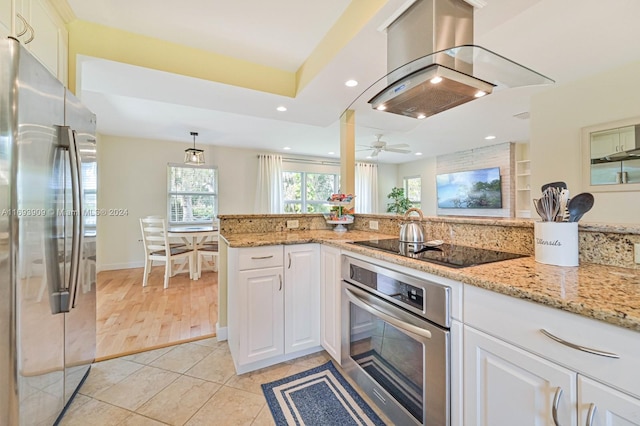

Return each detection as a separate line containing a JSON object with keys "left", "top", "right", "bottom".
{"left": 376, "top": 105, "right": 387, "bottom": 111}
{"left": 416, "top": 114, "right": 426, "bottom": 119}
{"left": 415, "top": 152, "right": 423, "bottom": 156}
{"left": 276, "top": 106, "right": 287, "bottom": 112}
{"left": 484, "top": 135, "right": 496, "bottom": 140}
{"left": 366, "top": 156, "right": 372, "bottom": 159}
{"left": 328, "top": 151, "right": 335, "bottom": 155}
{"left": 430, "top": 76, "right": 443, "bottom": 84}
{"left": 283, "top": 146, "right": 291, "bottom": 150}
{"left": 475, "top": 91, "right": 487, "bottom": 98}
{"left": 345, "top": 80, "right": 358, "bottom": 87}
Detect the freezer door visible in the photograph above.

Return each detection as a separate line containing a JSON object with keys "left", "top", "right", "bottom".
{"left": 63, "top": 91, "right": 97, "bottom": 405}
{"left": 10, "top": 41, "right": 67, "bottom": 426}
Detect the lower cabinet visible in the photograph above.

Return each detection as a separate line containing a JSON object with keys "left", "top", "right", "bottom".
{"left": 464, "top": 326, "right": 577, "bottom": 426}
{"left": 579, "top": 376, "right": 640, "bottom": 426}
{"left": 228, "top": 244, "right": 321, "bottom": 374}
{"left": 464, "top": 284, "right": 640, "bottom": 426}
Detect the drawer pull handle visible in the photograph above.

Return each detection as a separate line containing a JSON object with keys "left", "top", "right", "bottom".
{"left": 586, "top": 403, "right": 597, "bottom": 426}
{"left": 540, "top": 329, "right": 620, "bottom": 359}
{"left": 251, "top": 255, "right": 274, "bottom": 260}
{"left": 552, "top": 387, "right": 562, "bottom": 426}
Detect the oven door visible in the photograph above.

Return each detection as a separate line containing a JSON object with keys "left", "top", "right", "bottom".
{"left": 341, "top": 281, "right": 450, "bottom": 426}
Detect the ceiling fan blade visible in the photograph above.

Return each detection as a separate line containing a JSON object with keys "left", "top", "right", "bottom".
{"left": 384, "top": 148, "right": 412, "bottom": 154}
{"left": 386, "top": 143, "right": 410, "bottom": 149}
{"left": 371, "top": 149, "right": 381, "bottom": 157}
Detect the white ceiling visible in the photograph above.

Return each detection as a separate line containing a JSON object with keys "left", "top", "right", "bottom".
{"left": 68, "top": 0, "right": 640, "bottom": 164}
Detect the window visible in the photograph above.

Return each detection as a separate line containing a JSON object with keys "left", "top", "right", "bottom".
{"left": 282, "top": 171, "right": 339, "bottom": 213}
{"left": 404, "top": 176, "right": 422, "bottom": 209}
{"left": 83, "top": 161, "right": 97, "bottom": 232}
{"left": 168, "top": 164, "right": 218, "bottom": 224}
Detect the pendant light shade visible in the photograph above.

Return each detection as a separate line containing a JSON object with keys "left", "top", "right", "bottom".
{"left": 184, "top": 131, "right": 205, "bottom": 165}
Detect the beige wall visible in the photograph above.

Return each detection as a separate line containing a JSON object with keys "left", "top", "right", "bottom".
{"left": 97, "top": 135, "right": 340, "bottom": 269}
{"left": 531, "top": 60, "right": 640, "bottom": 224}
{"left": 397, "top": 157, "right": 437, "bottom": 216}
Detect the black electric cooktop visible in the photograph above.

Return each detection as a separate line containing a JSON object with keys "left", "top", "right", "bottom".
{"left": 349, "top": 238, "right": 526, "bottom": 268}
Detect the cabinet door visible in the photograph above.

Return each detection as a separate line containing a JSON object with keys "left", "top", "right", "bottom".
{"left": 579, "top": 376, "right": 640, "bottom": 426}
{"left": 237, "top": 267, "right": 284, "bottom": 364}
{"left": 464, "top": 326, "right": 577, "bottom": 426}
{"left": 320, "top": 245, "right": 341, "bottom": 363}
{"left": 284, "top": 244, "right": 320, "bottom": 354}
{"left": 618, "top": 127, "right": 636, "bottom": 152}
{"left": 591, "top": 132, "right": 620, "bottom": 159}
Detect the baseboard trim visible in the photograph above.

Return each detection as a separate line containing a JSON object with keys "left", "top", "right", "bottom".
{"left": 216, "top": 324, "right": 228, "bottom": 341}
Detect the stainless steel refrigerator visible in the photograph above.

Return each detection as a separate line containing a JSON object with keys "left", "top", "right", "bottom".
{"left": 1, "top": 37, "right": 97, "bottom": 425}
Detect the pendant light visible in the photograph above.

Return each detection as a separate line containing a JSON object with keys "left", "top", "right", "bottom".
{"left": 184, "top": 131, "right": 205, "bottom": 165}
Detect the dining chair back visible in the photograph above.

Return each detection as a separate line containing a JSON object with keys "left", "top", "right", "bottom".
{"left": 139, "top": 216, "right": 194, "bottom": 288}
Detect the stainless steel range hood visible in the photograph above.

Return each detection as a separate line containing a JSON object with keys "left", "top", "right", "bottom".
{"left": 367, "top": 0, "right": 554, "bottom": 119}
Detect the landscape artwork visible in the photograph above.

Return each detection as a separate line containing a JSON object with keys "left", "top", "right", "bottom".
{"left": 436, "top": 167, "right": 502, "bottom": 209}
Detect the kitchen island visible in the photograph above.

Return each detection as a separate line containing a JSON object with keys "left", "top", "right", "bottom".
{"left": 222, "top": 227, "right": 640, "bottom": 424}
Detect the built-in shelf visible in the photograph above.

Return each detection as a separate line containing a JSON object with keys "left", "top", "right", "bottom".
{"left": 515, "top": 149, "right": 531, "bottom": 218}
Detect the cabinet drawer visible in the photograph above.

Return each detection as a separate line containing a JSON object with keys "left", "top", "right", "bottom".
{"left": 238, "top": 245, "right": 283, "bottom": 270}
{"left": 465, "top": 284, "right": 640, "bottom": 399}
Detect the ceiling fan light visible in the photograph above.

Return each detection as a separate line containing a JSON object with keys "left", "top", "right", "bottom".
{"left": 184, "top": 131, "right": 205, "bottom": 165}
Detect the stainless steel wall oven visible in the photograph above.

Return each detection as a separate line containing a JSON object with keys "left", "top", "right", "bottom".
{"left": 341, "top": 255, "right": 451, "bottom": 426}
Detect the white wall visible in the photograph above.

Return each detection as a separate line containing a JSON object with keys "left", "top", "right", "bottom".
{"left": 97, "top": 135, "right": 340, "bottom": 269}
{"left": 531, "top": 60, "right": 640, "bottom": 224}
{"left": 397, "top": 157, "right": 437, "bottom": 216}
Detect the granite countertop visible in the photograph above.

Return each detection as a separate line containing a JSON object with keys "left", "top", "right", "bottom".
{"left": 222, "top": 230, "right": 640, "bottom": 333}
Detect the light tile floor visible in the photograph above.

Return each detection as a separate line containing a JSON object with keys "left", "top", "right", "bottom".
{"left": 60, "top": 338, "right": 391, "bottom": 425}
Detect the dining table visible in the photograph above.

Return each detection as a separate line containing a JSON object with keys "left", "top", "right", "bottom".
{"left": 167, "top": 225, "right": 218, "bottom": 280}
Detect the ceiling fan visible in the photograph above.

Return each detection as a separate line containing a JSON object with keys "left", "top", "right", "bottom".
{"left": 358, "top": 134, "right": 411, "bottom": 157}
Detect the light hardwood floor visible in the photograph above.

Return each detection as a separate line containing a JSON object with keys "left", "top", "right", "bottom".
{"left": 96, "top": 267, "right": 217, "bottom": 360}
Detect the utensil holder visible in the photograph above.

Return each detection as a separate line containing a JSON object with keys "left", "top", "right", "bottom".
{"left": 534, "top": 222, "right": 579, "bottom": 266}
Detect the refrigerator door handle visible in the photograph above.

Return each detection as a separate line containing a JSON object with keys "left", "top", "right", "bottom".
{"left": 59, "top": 126, "right": 84, "bottom": 312}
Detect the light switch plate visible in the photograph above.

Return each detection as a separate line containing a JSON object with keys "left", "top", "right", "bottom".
{"left": 369, "top": 220, "right": 379, "bottom": 230}
{"left": 287, "top": 220, "right": 299, "bottom": 229}
{"left": 635, "top": 243, "right": 640, "bottom": 264}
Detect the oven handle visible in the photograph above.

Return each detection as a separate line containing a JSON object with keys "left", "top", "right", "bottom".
{"left": 344, "top": 288, "right": 432, "bottom": 340}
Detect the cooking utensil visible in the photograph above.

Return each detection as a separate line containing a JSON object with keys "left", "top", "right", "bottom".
{"left": 533, "top": 198, "right": 546, "bottom": 220}
{"left": 557, "top": 189, "right": 570, "bottom": 222}
{"left": 567, "top": 192, "right": 594, "bottom": 222}
{"left": 539, "top": 187, "right": 561, "bottom": 221}
{"left": 541, "top": 181, "right": 567, "bottom": 192}
{"left": 399, "top": 207, "right": 425, "bottom": 243}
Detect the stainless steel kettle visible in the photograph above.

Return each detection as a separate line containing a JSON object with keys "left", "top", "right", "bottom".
{"left": 399, "top": 208, "right": 425, "bottom": 243}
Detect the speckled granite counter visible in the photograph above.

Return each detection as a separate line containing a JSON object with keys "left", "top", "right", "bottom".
{"left": 222, "top": 230, "right": 640, "bottom": 333}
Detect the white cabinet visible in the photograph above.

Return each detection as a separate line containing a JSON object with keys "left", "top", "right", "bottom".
{"left": 590, "top": 126, "right": 636, "bottom": 159}
{"left": 464, "top": 326, "right": 577, "bottom": 426}
{"left": 284, "top": 244, "right": 320, "bottom": 354}
{"left": 227, "top": 244, "right": 322, "bottom": 374}
{"left": 464, "top": 284, "right": 640, "bottom": 426}
{"left": 319, "top": 244, "right": 341, "bottom": 363}
{"left": 1, "top": 0, "right": 68, "bottom": 84}
{"left": 579, "top": 376, "right": 640, "bottom": 425}
{"left": 236, "top": 267, "right": 284, "bottom": 363}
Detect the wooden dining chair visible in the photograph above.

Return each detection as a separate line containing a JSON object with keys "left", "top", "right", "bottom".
{"left": 198, "top": 231, "right": 219, "bottom": 274}
{"left": 139, "top": 217, "right": 194, "bottom": 288}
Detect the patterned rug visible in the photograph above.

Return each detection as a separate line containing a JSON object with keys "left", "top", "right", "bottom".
{"left": 261, "top": 361, "right": 386, "bottom": 426}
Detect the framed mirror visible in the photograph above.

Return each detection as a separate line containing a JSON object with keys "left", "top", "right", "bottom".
{"left": 582, "top": 116, "right": 640, "bottom": 192}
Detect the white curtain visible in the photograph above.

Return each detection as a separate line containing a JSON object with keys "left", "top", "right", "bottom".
{"left": 355, "top": 162, "right": 378, "bottom": 213}
{"left": 254, "top": 154, "right": 283, "bottom": 213}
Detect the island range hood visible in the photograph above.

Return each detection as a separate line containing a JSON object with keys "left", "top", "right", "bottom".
{"left": 368, "top": 0, "right": 554, "bottom": 119}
